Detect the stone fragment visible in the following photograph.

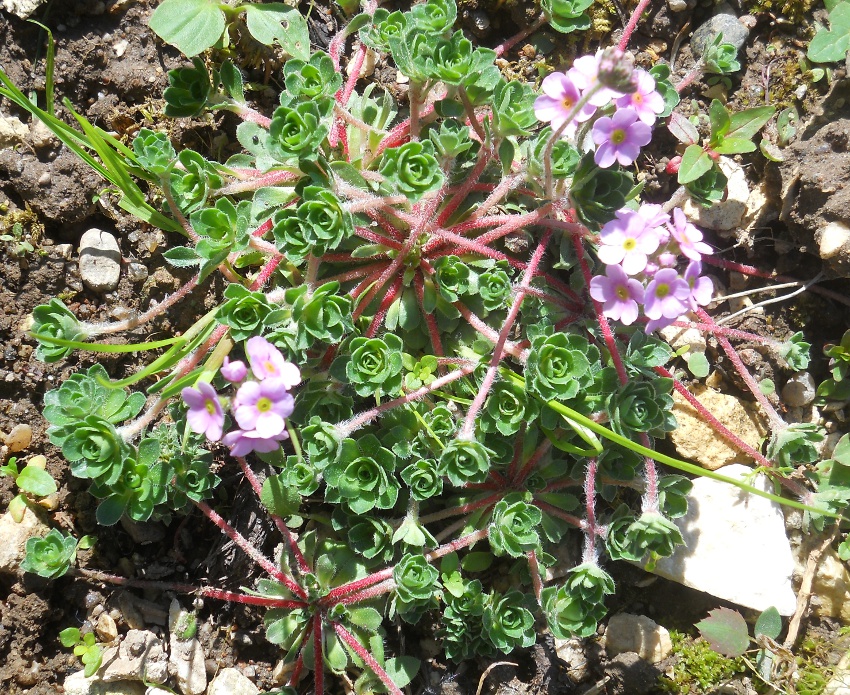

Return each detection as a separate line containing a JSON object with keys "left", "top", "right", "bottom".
{"left": 145, "top": 689, "right": 173, "bottom": 695}
{"left": 0, "top": 113, "right": 29, "bottom": 147}
{"left": 691, "top": 5, "right": 750, "bottom": 58}
{"left": 207, "top": 668, "right": 260, "bottom": 695}
{"left": 554, "top": 638, "right": 591, "bottom": 682}
{"left": 825, "top": 649, "right": 850, "bottom": 695}
{"left": 669, "top": 384, "right": 767, "bottom": 470}
{"left": 96, "top": 612, "right": 119, "bottom": 643}
{"left": 29, "top": 120, "right": 57, "bottom": 150}
{"left": 604, "top": 613, "right": 672, "bottom": 663}
{"left": 169, "top": 600, "right": 207, "bottom": 695}
{"left": 63, "top": 671, "right": 146, "bottom": 695}
{"left": 659, "top": 325, "right": 706, "bottom": 354}
{"left": 99, "top": 630, "right": 168, "bottom": 684}
{"left": 781, "top": 372, "right": 816, "bottom": 408}
{"left": 127, "top": 262, "right": 149, "bottom": 283}
{"left": 792, "top": 544, "right": 850, "bottom": 622}
{"left": 5, "top": 423, "right": 33, "bottom": 452}
{"left": 79, "top": 228, "right": 122, "bottom": 293}
{"left": 667, "top": 0, "right": 691, "bottom": 12}
{"left": 650, "top": 464, "right": 797, "bottom": 615}
{"left": 0, "top": 507, "right": 50, "bottom": 574}
{"left": 683, "top": 157, "right": 749, "bottom": 232}
{"left": 818, "top": 221, "right": 850, "bottom": 260}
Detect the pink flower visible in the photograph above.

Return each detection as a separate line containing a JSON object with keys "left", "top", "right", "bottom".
{"left": 645, "top": 315, "right": 678, "bottom": 333}
{"left": 246, "top": 336, "right": 301, "bottom": 388}
{"left": 644, "top": 268, "right": 691, "bottom": 321}
{"left": 598, "top": 209, "right": 662, "bottom": 275}
{"left": 668, "top": 208, "right": 713, "bottom": 261}
{"left": 182, "top": 382, "right": 224, "bottom": 442}
{"left": 223, "top": 428, "right": 290, "bottom": 457}
{"left": 589, "top": 263, "right": 645, "bottom": 325}
{"left": 568, "top": 52, "right": 622, "bottom": 107}
{"left": 615, "top": 69, "right": 665, "bottom": 125}
{"left": 592, "top": 107, "right": 652, "bottom": 168}
{"left": 635, "top": 203, "right": 670, "bottom": 236}
{"left": 233, "top": 378, "right": 295, "bottom": 438}
{"left": 534, "top": 72, "right": 595, "bottom": 136}
{"left": 221, "top": 356, "right": 247, "bottom": 382}
{"left": 684, "top": 261, "right": 714, "bottom": 310}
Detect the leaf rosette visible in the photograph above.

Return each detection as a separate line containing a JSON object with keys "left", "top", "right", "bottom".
{"left": 393, "top": 553, "right": 439, "bottom": 621}
{"left": 268, "top": 101, "right": 330, "bottom": 163}
{"left": 488, "top": 493, "right": 542, "bottom": 557}
{"left": 400, "top": 459, "right": 443, "bottom": 500}
{"left": 526, "top": 332, "right": 597, "bottom": 402}
{"left": 438, "top": 439, "right": 491, "bottom": 487}
{"left": 324, "top": 435, "right": 399, "bottom": 514}
{"left": 21, "top": 529, "right": 77, "bottom": 579}
{"left": 483, "top": 591, "right": 536, "bottom": 652}
{"left": 378, "top": 140, "right": 444, "bottom": 201}
{"left": 31, "top": 299, "right": 88, "bottom": 363}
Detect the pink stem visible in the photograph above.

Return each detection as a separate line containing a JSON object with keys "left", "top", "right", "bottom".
{"left": 313, "top": 613, "right": 325, "bottom": 695}
{"left": 237, "top": 457, "right": 311, "bottom": 575}
{"left": 494, "top": 14, "right": 547, "bottom": 56}
{"left": 527, "top": 550, "right": 543, "bottom": 604}
{"left": 436, "top": 148, "right": 491, "bottom": 226}
{"left": 194, "top": 500, "right": 307, "bottom": 599}
{"left": 333, "top": 623, "right": 404, "bottom": 695}
{"left": 618, "top": 0, "right": 653, "bottom": 50}
{"left": 512, "top": 439, "right": 553, "bottom": 485}
{"left": 415, "top": 272, "right": 445, "bottom": 358}
{"left": 338, "top": 578, "right": 396, "bottom": 605}
{"left": 364, "top": 276, "right": 403, "bottom": 338}
{"left": 419, "top": 492, "right": 502, "bottom": 524}
{"left": 215, "top": 170, "right": 300, "bottom": 196}
{"left": 582, "top": 457, "right": 599, "bottom": 563}
{"left": 532, "top": 499, "right": 586, "bottom": 530}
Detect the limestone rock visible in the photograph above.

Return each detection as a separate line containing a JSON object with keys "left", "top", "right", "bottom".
{"left": 96, "top": 612, "right": 119, "bottom": 643}
{"left": 604, "top": 613, "right": 672, "bottom": 664}
{"left": 659, "top": 325, "right": 706, "bottom": 354}
{"left": 99, "top": 630, "right": 168, "bottom": 684}
{"left": 669, "top": 384, "right": 767, "bottom": 470}
{"left": 691, "top": 6, "right": 750, "bottom": 58}
{"left": 818, "top": 221, "right": 850, "bottom": 261}
{"left": 207, "top": 668, "right": 260, "bottom": 695}
{"left": 650, "top": 464, "right": 797, "bottom": 615}
{"left": 781, "top": 372, "right": 816, "bottom": 408}
{"left": 791, "top": 545, "right": 850, "bottom": 622}
{"left": 169, "top": 601, "right": 206, "bottom": 695}
{"left": 78, "top": 228, "right": 121, "bottom": 293}
{"left": 554, "top": 638, "right": 591, "bottom": 682}
{"left": 0, "top": 113, "right": 28, "bottom": 148}
{"left": 0, "top": 507, "right": 50, "bottom": 574}
{"left": 63, "top": 671, "right": 146, "bottom": 695}
{"left": 683, "top": 157, "right": 749, "bottom": 232}
{"left": 825, "top": 649, "right": 850, "bottom": 695}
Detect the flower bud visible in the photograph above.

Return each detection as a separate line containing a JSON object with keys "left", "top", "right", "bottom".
{"left": 221, "top": 356, "right": 247, "bottom": 382}
{"left": 597, "top": 47, "right": 637, "bottom": 94}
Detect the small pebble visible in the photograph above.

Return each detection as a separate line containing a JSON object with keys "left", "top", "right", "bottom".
{"left": 691, "top": 6, "right": 750, "bottom": 58}
{"left": 781, "top": 372, "right": 816, "bottom": 407}
{"left": 37, "top": 171, "right": 51, "bottom": 186}
{"left": 127, "top": 262, "right": 149, "bottom": 283}
{"left": 78, "top": 227, "right": 121, "bottom": 293}
{"left": 5, "top": 423, "right": 33, "bottom": 452}
{"left": 114, "top": 39, "right": 129, "bottom": 57}
{"left": 96, "top": 612, "right": 119, "bottom": 642}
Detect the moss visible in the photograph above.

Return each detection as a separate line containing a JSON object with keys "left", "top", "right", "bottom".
{"left": 740, "top": 0, "right": 817, "bottom": 23}
{"left": 658, "top": 631, "right": 747, "bottom": 694}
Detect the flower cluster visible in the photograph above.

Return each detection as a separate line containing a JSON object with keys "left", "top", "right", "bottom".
{"left": 534, "top": 49, "right": 664, "bottom": 167}
{"left": 589, "top": 205, "right": 714, "bottom": 332}
{"left": 182, "top": 336, "right": 301, "bottom": 455}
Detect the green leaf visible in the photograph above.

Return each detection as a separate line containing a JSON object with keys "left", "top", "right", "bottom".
{"left": 678, "top": 144, "right": 714, "bottom": 185}
{"left": 16, "top": 466, "right": 57, "bottom": 497}
{"left": 149, "top": 0, "right": 227, "bottom": 58}
{"left": 685, "top": 352, "right": 710, "bottom": 378}
{"left": 96, "top": 495, "right": 128, "bottom": 526}
{"left": 243, "top": 3, "right": 310, "bottom": 60}
{"left": 754, "top": 606, "right": 782, "bottom": 640}
{"left": 695, "top": 607, "right": 750, "bottom": 657}
{"left": 59, "top": 627, "right": 81, "bottom": 648}
{"left": 383, "top": 656, "right": 420, "bottom": 688}
{"left": 348, "top": 607, "right": 383, "bottom": 632}
{"left": 712, "top": 137, "right": 757, "bottom": 154}
{"left": 260, "top": 474, "right": 302, "bottom": 517}
{"left": 708, "top": 99, "right": 730, "bottom": 142}
{"left": 808, "top": 2, "right": 850, "bottom": 63}
{"left": 726, "top": 106, "right": 776, "bottom": 141}
{"left": 461, "top": 551, "right": 493, "bottom": 572}
{"left": 667, "top": 112, "right": 700, "bottom": 145}
{"left": 163, "top": 246, "right": 202, "bottom": 268}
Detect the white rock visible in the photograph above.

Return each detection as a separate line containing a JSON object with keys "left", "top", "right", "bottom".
{"left": 29, "top": 120, "right": 57, "bottom": 150}
{"left": 5, "top": 423, "right": 33, "bottom": 452}
{"left": 96, "top": 612, "right": 119, "bottom": 643}
{"left": 792, "top": 546, "right": 850, "bottom": 622}
{"left": 604, "top": 613, "right": 672, "bottom": 664}
{"left": 818, "top": 221, "right": 850, "bottom": 260}
{"left": 100, "top": 630, "right": 168, "bottom": 684}
{"left": 667, "top": 0, "right": 690, "bottom": 11}
{"left": 1, "top": 0, "right": 47, "bottom": 17}
{"left": 659, "top": 324, "right": 707, "bottom": 354}
{"left": 0, "top": 507, "right": 50, "bottom": 574}
{"left": 0, "top": 113, "right": 29, "bottom": 147}
{"left": 650, "top": 464, "right": 797, "bottom": 615}
{"left": 554, "top": 638, "right": 591, "bottom": 682}
{"left": 669, "top": 384, "right": 767, "bottom": 470}
{"left": 207, "top": 668, "right": 260, "bottom": 695}
{"left": 78, "top": 228, "right": 122, "bottom": 293}
{"left": 683, "top": 157, "right": 749, "bottom": 232}
{"left": 825, "top": 650, "right": 850, "bottom": 695}
{"left": 781, "top": 372, "right": 816, "bottom": 408}
{"left": 63, "top": 671, "right": 146, "bottom": 695}
{"left": 169, "top": 601, "right": 206, "bottom": 695}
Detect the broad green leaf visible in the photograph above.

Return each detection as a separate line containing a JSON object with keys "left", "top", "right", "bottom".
{"left": 754, "top": 606, "right": 781, "bottom": 640}
{"left": 685, "top": 352, "right": 710, "bottom": 378}
{"left": 348, "top": 607, "right": 383, "bottom": 632}
{"left": 708, "top": 99, "right": 730, "bottom": 142}
{"left": 260, "top": 474, "right": 301, "bottom": 517}
{"left": 677, "top": 144, "right": 714, "bottom": 184}
{"left": 808, "top": 2, "right": 850, "bottom": 63}
{"left": 163, "top": 246, "right": 201, "bottom": 268}
{"left": 696, "top": 607, "right": 750, "bottom": 657}
{"left": 713, "top": 137, "right": 757, "bottom": 155}
{"left": 59, "top": 627, "right": 81, "bottom": 648}
{"left": 667, "top": 112, "right": 700, "bottom": 145}
{"left": 726, "top": 106, "right": 776, "bottom": 141}
{"left": 149, "top": 0, "right": 227, "bottom": 58}
{"left": 243, "top": 3, "right": 310, "bottom": 60}
{"left": 8, "top": 494, "right": 27, "bottom": 523}
{"left": 96, "top": 494, "right": 128, "bottom": 526}
{"left": 16, "top": 466, "right": 57, "bottom": 497}
{"left": 383, "top": 656, "right": 420, "bottom": 688}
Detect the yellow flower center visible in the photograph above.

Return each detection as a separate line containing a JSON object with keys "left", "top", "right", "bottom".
{"left": 610, "top": 128, "right": 626, "bottom": 145}
{"left": 616, "top": 285, "right": 629, "bottom": 300}
{"left": 256, "top": 397, "right": 273, "bottom": 413}
{"left": 561, "top": 97, "right": 574, "bottom": 109}
{"left": 655, "top": 283, "right": 670, "bottom": 299}
{"left": 622, "top": 238, "right": 636, "bottom": 251}
{"left": 204, "top": 399, "right": 217, "bottom": 415}
{"left": 264, "top": 360, "right": 278, "bottom": 375}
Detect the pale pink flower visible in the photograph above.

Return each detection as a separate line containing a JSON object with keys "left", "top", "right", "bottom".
{"left": 568, "top": 51, "right": 622, "bottom": 107}
{"left": 233, "top": 378, "right": 295, "bottom": 438}
{"left": 615, "top": 69, "right": 665, "bottom": 125}
{"left": 644, "top": 268, "right": 690, "bottom": 321}
{"left": 246, "top": 336, "right": 301, "bottom": 388}
{"left": 223, "top": 428, "right": 290, "bottom": 457}
{"left": 684, "top": 261, "right": 714, "bottom": 310}
{"left": 589, "top": 263, "right": 645, "bottom": 325}
{"left": 534, "top": 72, "right": 595, "bottom": 136}
{"left": 221, "top": 356, "right": 247, "bottom": 382}
{"left": 668, "top": 208, "right": 713, "bottom": 261}
{"left": 598, "top": 209, "right": 662, "bottom": 275}
{"left": 181, "top": 382, "right": 224, "bottom": 442}
{"left": 592, "top": 107, "right": 652, "bottom": 168}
